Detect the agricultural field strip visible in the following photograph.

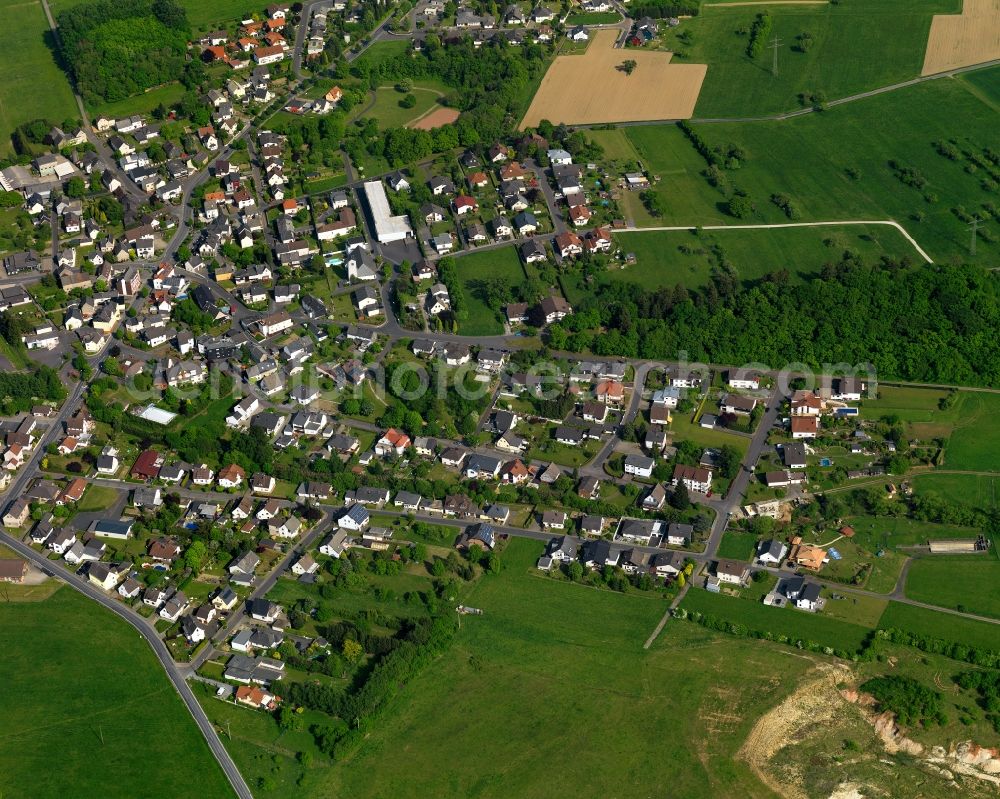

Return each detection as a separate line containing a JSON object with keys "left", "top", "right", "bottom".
{"left": 522, "top": 29, "right": 707, "bottom": 127}
{"left": 682, "top": 58, "right": 1000, "bottom": 124}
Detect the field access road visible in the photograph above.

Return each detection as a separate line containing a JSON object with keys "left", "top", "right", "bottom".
{"left": 693, "top": 57, "right": 1000, "bottom": 124}
{"left": 624, "top": 220, "right": 934, "bottom": 264}
{"left": 0, "top": 531, "right": 253, "bottom": 799}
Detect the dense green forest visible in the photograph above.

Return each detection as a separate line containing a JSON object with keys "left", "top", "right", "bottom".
{"left": 57, "top": 0, "right": 190, "bottom": 103}
{"left": 629, "top": 2, "right": 700, "bottom": 20}
{"left": 551, "top": 255, "right": 1000, "bottom": 386}
{"left": 0, "top": 366, "right": 66, "bottom": 415}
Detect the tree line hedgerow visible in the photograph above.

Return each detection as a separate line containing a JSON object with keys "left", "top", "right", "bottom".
{"left": 674, "top": 609, "right": 1000, "bottom": 673}
{"left": 628, "top": 2, "right": 700, "bottom": 20}
{"left": 746, "top": 12, "right": 773, "bottom": 60}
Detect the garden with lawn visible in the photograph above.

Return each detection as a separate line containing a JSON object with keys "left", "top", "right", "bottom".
{"left": 452, "top": 246, "right": 528, "bottom": 336}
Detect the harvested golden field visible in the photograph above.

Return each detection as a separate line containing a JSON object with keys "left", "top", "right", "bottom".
{"left": 922, "top": 0, "right": 1000, "bottom": 75}
{"left": 409, "top": 106, "right": 460, "bottom": 129}
{"left": 521, "top": 29, "right": 707, "bottom": 127}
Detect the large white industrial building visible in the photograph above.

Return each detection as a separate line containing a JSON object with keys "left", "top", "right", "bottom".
{"left": 362, "top": 180, "right": 413, "bottom": 244}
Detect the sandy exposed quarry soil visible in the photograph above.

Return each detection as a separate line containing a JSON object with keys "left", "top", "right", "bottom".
{"left": 739, "top": 661, "right": 1000, "bottom": 798}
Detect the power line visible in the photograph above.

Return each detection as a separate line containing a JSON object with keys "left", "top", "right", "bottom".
{"left": 769, "top": 35, "right": 783, "bottom": 76}
{"left": 968, "top": 216, "right": 980, "bottom": 257}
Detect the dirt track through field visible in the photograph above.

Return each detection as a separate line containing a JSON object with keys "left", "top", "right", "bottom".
{"left": 922, "top": 0, "right": 1000, "bottom": 75}
{"left": 521, "top": 29, "right": 706, "bottom": 127}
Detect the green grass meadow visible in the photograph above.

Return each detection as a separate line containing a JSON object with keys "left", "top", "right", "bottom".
{"left": 0, "top": 0, "right": 79, "bottom": 156}
{"left": 586, "top": 126, "right": 644, "bottom": 163}
{"left": 90, "top": 81, "right": 186, "bottom": 120}
{"left": 692, "top": 75, "right": 1000, "bottom": 264}
{"left": 352, "top": 83, "right": 447, "bottom": 129}
{"left": 959, "top": 67, "right": 1000, "bottom": 109}
{"left": 941, "top": 392, "right": 1000, "bottom": 471}
{"left": 1, "top": 587, "right": 234, "bottom": 799}
{"left": 845, "top": 513, "right": 986, "bottom": 550}
{"left": 911, "top": 472, "right": 1000, "bottom": 511}
{"left": 622, "top": 68, "right": 1000, "bottom": 266}
{"left": 905, "top": 557, "right": 1000, "bottom": 620}
{"left": 860, "top": 384, "right": 950, "bottom": 422}
{"left": 620, "top": 123, "right": 727, "bottom": 225}
{"left": 680, "top": 587, "right": 874, "bottom": 652}
{"left": 666, "top": 0, "right": 958, "bottom": 117}
{"left": 453, "top": 245, "right": 527, "bottom": 336}
{"left": 865, "top": 387, "right": 1000, "bottom": 463}
{"left": 592, "top": 224, "right": 920, "bottom": 293}
{"left": 180, "top": 0, "right": 267, "bottom": 31}
{"left": 317, "top": 538, "right": 802, "bottom": 798}
{"left": 862, "top": 388, "right": 1000, "bottom": 466}
{"left": 199, "top": 538, "right": 1000, "bottom": 798}
{"left": 350, "top": 40, "right": 411, "bottom": 72}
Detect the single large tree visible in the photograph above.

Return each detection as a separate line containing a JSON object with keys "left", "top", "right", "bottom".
{"left": 671, "top": 482, "right": 691, "bottom": 510}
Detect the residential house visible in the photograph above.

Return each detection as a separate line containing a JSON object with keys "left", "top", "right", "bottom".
{"left": 672, "top": 464, "right": 712, "bottom": 494}
{"left": 715, "top": 559, "right": 749, "bottom": 585}
{"left": 624, "top": 454, "right": 654, "bottom": 479}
